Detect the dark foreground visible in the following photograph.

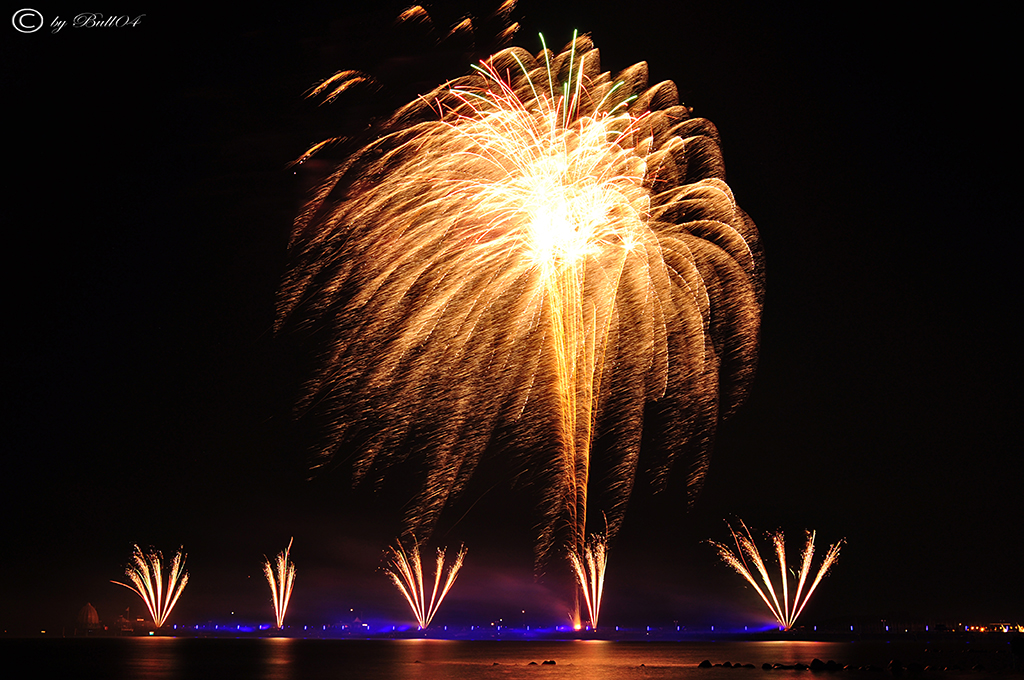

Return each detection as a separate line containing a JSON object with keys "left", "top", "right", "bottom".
{"left": 4, "top": 636, "right": 1022, "bottom": 679}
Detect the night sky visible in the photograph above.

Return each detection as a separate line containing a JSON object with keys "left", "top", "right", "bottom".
{"left": 4, "top": 2, "right": 1019, "bottom": 634}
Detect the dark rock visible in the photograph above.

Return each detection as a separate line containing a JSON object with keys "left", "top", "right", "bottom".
{"left": 542, "top": 659, "right": 556, "bottom": 665}
{"left": 906, "top": 662, "right": 924, "bottom": 673}
{"left": 810, "top": 659, "right": 826, "bottom": 671}
{"left": 698, "top": 659, "right": 713, "bottom": 669}
{"left": 762, "top": 662, "right": 773, "bottom": 670}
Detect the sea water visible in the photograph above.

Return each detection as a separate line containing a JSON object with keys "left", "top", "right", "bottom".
{"left": 4, "top": 637, "right": 1013, "bottom": 679}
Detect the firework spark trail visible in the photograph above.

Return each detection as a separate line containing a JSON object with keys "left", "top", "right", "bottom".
{"left": 264, "top": 538, "right": 297, "bottom": 629}
{"left": 385, "top": 537, "right": 466, "bottom": 629}
{"left": 279, "top": 32, "right": 763, "bottom": 597}
{"left": 111, "top": 545, "right": 188, "bottom": 628}
{"left": 711, "top": 520, "right": 843, "bottom": 630}
{"left": 569, "top": 533, "right": 608, "bottom": 630}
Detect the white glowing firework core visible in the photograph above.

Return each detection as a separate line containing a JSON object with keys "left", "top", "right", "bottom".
{"left": 446, "top": 80, "right": 651, "bottom": 273}
{"left": 517, "top": 123, "right": 647, "bottom": 269}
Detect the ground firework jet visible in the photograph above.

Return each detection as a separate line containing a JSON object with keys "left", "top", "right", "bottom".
{"left": 111, "top": 545, "right": 188, "bottom": 629}
{"left": 279, "top": 21, "right": 763, "bottom": 616}
{"left": 384, "top": 537, "right": 466, "bottom": 630}
{"left": 264, "top": 538, "right": 296, "bottom": 629}
{"left": 712, "top": 521, "right": 843, "bottom": 630}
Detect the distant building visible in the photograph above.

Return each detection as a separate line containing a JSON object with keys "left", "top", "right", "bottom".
{"left": 76, "top": 603, "right": 101, "bottom": 634}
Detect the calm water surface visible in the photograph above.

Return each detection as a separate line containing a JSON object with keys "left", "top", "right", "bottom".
{"left": 5, "top": 637, "right": 1014, "bottom": 679}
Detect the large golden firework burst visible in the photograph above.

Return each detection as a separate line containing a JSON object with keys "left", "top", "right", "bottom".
{"left": 279, "top": 34, "right": 764, "bottom": 574}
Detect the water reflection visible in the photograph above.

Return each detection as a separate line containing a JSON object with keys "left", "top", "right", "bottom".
{"left": 122, "top": 636, "right": 182, "bottom": 679}
{"left": 5, "top": 636, "right": 1011, "bottom": 679}
{"left": 259, "top": 637, "right": 295, "bottom": 680}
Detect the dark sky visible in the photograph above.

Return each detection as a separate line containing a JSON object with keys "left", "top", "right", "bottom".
{"left": 4, "top": 2, "right": 1019, "bottom": 633}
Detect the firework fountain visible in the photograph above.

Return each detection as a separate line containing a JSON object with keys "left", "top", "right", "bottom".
{"left": 568, "top": 533, "right": 608, "bottom": 629}
{"left": 279, "top": 23, "right": 763, "bottom": 624}
{"left": 384, "top": 537, "right": 467, "bottom": 630}
{"left": 264, "top": 538, "right": 297, "bottom": 629}
{"left": 111, "top": 545, "right": 189, "bottom": 628}
{"left": 711, "top": 520, "right": 843, "bottom": 630}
